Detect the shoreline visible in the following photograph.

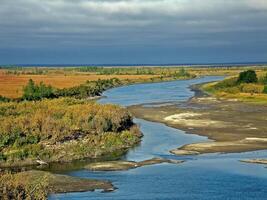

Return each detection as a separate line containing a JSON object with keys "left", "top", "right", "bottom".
{"left": 128, "top": 83, "right": 267, "bottom": 155}
{"left": 0, "top": 170, "right": 115, "bottom": 199}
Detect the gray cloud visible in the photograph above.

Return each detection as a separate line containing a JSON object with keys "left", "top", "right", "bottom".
{"left": 0, "top": 0, "right": 266, "bottom": 64}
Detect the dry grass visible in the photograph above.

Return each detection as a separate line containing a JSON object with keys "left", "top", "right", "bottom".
{"left": 0, "top": 70, "right": 157, "bottom": 98}
{"left": 1, "top": 67, "right": 265, "bottom": 98}
{"left": 214, "top": 92, "right": 267, "bottom": 104}
{"left": 189, "top": 68, "right": 265, "bottom": 76}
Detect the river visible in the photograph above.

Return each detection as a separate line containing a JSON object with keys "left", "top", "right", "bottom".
{"left": 50, "top": 76, "right": 267, "bottom": 200}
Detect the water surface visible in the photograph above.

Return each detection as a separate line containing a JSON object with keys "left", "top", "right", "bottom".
{"left": 51, "top": 76, "right": 267, "bottom": 200}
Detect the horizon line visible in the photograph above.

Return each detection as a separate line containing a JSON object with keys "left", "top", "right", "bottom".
{"left": 1, "top": 61, "right": 267, "bottom": 68}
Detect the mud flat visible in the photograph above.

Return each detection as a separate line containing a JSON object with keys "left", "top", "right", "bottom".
{"left": 128, "top": 90, "right": 267, "bottom": 155}
{"left": 171, "top": 138, "right": 267, "bottom": 155}
{"left": 240, "top": 159, "right": 267, "bottom": 165}
{"left": 84, "top": 158, "right": 184, "bottom": 171}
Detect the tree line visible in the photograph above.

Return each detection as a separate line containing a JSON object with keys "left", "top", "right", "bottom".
{"left": 21, "top": 78, "right": 122, "bottom": 101}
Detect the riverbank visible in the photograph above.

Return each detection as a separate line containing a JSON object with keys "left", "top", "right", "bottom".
{"left": 0, "top": 170, "right": 114, "bottom": 199}
{"left": 0, "top": 98, "right": 142, "bottom": 168}
{"left": 128, "top": 85, "right": 267, "bottom": 155}
{"left": 0, "top": 97, "right": 143, "bottom": 198}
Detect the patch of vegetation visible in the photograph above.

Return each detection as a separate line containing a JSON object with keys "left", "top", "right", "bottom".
{"left": 77, "top": 66, "right": 156, "bottom": 75}
{"left": 18, "top": 70, "right": 194, "bottom": 101}
{"left": 55, "top": 78, "right": 121, "bottom": 99}
{"left": 0, "top": 169, "right": 113, "bottom": 199}
{"left": 21, "top": 78, "right": 122, "bottom": 101}
{"left": 0, "top": 171, "right": 48, "bottom": 200}
{"left": 6, "top": 67, "right": 49, "bottom": 75}
{"left": 23, "top": 79, "right": 54, "bottom": 100}
{"left": 237, "top": 70, "right": 258, "bottom": 83}
{"left": 202, "top": 70, "right": 267, "bottom": 103}
{"left": 75, "top": 66, "right": 195, "bottom": 78}
{"left": 0, "top": 98, "right": 141, "bottom": 166}
{"left": 0, "top": 95, "right": 10, "bottom": 102}
{"left": 0, "top": 66, "right": 198, "bottom": 99}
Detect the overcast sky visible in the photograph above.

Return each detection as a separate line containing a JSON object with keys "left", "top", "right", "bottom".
{"left": 0, "top": 0, "right": 267, "bottom": 65}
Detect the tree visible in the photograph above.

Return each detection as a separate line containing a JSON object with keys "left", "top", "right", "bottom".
{"left": 237, "top": 70, "right": 258, "bottom": 84}
{"left": 38, "top": 82, "right": 53, "bottom": 99}
{"left": 23, "top": 79, "right": 36, "bottom": 100}
{"left": 263, "top": 85, "right": 267, "bottom": 94}
{"left": 22, "top": 79, "right": 54, "bottom": 100}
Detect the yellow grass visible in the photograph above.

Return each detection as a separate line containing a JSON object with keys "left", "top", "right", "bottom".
{"left": 216, "top": 92, "right": 267, "bottom": 104}
{"left": 0, "top": 70, "right": 157, "bottom": 98}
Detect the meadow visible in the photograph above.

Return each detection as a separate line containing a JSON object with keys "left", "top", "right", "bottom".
{"left": 202, "top": 69, "right": 267, "bottom": 104}
{"left": 0, "top": 70, "right": 157, "bottom": 98}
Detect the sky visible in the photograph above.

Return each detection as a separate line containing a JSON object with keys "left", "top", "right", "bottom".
{"left": 0, "top": 0, "right": 267, "bottom": 65}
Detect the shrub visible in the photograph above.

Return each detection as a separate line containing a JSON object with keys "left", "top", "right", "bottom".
{"left": 0, "top": 153, "right": 7, "bottom": 161}
{"left": 260, "top": 73, "right": 267, "bottom": 84}
{"left": 23, "top": 79, "right": 54, "bottom": 100}
{"left": 54, "top": 78, "right": 121, "bottom": 99}
{"left": 240, "top": 84, "right": 264, "bottom": 94}
{"left": 213, "top": 77, "right": 238, "bottom": 90}
{"left": 0, "top": 95, "right": 10, "bottom": 102}
{"left": 263, "top": 85, "right": 267, "bottom": 94}
{"left": 237, "top": 70, "right": 258, "bottom": 84}
{"left": 224, "top": 86, "right": 240, "bottom": 94}
{"left": 172, "top": 68, "right": 191, "bottom": 78}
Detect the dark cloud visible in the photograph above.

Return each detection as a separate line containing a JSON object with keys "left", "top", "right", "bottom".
{"left": 0, "top": 0, "right": 266, "bottom": 64}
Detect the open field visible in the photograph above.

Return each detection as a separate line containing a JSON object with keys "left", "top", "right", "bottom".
{"left": 1, "top": 66, "right": 266, "bottom": 98}
{"left": 0, "top": 70, "right": 158, "bottom": 98}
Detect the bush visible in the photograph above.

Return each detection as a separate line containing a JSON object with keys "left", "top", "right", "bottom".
{"left": 263, "top": 85, "right": 267, "bottom": 94}
{"left": 224, "top": 86, "right": 240, "bottom": 94}
{"left": 237, "top": 70, "right": 258, "bottom": 84}
{"left": 54, "top": 78, "right": 121, "bottom": 99}
{"left": 0, "top": 95, "right": 10, "bottom": 102}
{"left": 23, "top": 79, "right": 54, "bottom": 100}
{"left": 0, "top": 153, "right": 7, "bottom": 161}
{"left": 240, "top": 84, "right": 264, "bottom": 94}
{"left": 213, "top": 77, "right": 238, "bottom": 90}
{"left": 260, "top": 73, "right": 267, "bottom": 85}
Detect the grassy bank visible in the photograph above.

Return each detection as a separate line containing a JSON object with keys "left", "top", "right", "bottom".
{"left": 202, "top": 70, "right": 267, "bottom": 104}
{"left": 0, "top": 98, "right": 142, "bottom": 167}
{"left": 0, "top": 170, "right": 114, "bottom": 199}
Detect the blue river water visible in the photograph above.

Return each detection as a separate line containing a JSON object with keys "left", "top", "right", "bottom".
{"left": 50, "top": 76, "right": 267, "bottom": 200}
